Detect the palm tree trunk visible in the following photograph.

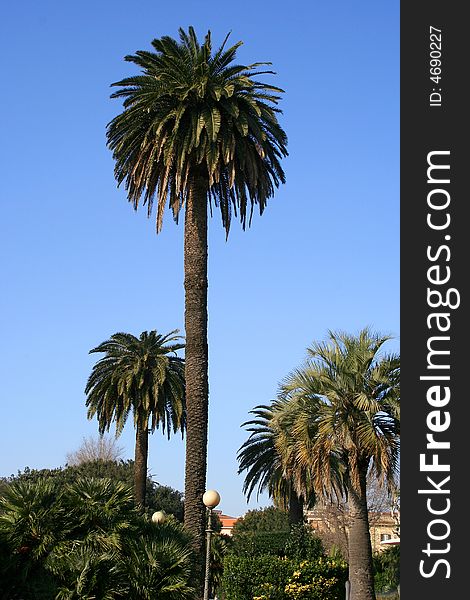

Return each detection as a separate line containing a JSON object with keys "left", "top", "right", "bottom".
{"left": 183, "top": 175, "right": 209, "bottom": 596}
{"left": 347, "top": 468, "right": 376, "bottom": 600}
{"left": 288, "top": 490, "right": 304, "bottom": 525}
{"left": 134, "top": 422, "right": 149, "bottom": 510}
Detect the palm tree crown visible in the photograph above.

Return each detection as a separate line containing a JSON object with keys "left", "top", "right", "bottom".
{"left": 238, "top": 403, "right": 287, "bottom": 503}
{"left": 106, "top": 26, "right": 288, "bottom": 235}
{"left": 85, "top": 330, "right": 185, "bottom": 437}
{"left": 283, "top": 328, "right": 400, "bottom": 497}
{"left": 237, "top": 400, "right": 312, "bottom": 524}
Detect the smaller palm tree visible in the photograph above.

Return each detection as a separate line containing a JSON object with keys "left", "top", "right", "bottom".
{"left": 85, "top": 330, "right": 186, "bottom": 509}
{"left": 280, "top": 328, "right": 400, "bottom": 600}
{"left": 237, "top": 401, "right": 308, "bottom": 524}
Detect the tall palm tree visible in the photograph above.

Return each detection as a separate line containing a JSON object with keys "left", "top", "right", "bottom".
{"left": 85, "top": 330, "right": 186, "bottom": 509}
{"left": 281, "top": 328, "right": 400, "bottom": 600}
{"left": 106, "top": 25, "right": 288, "bottom": 581}
{"left": 237, "top": 401, "right": 309, "bottom": 525}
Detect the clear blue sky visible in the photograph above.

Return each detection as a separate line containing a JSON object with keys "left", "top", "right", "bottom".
{"left": 0, "top": 1, "right": 399, "bottom": 517}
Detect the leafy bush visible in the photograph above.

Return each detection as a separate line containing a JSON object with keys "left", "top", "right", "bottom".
{"left": 373, "top": 546, "right": 400, "bottom": 593}
{"left": 221, "top": 555, "right": 347, "bottom": 600}
{"left": 231, "top": 530, "right": 291, "bottom": 556}
{"left": 230, "top": 509, "right": 323, "bottom": 560}
{"left": 284, "top": 559, "right": 347, "bottom": 600}
{"left": 284, "top": 524, "right": 324, "bottom": 561}
{"left": 230, "top": 526, "right": 324, "bottom": 559}
{"left": 231, "top": 507, "right": 290, "bottom": 535}
{"left": 223, "top": 555, "right": 292, "bottom": 600}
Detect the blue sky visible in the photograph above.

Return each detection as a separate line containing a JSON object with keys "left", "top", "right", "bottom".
{"left": 0, "top": 1, "right": 399, "bottom": 517}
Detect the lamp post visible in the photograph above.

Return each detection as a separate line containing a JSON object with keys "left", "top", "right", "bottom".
{"left": 203, "top": 489, "right": 220, "bottom": 600}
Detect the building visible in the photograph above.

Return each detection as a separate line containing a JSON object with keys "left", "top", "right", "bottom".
{"left": 368, "top": 511, "right": 400, "bottom": 551}
{"left": 214, "top": 510, "right": 238, "bottom": 536}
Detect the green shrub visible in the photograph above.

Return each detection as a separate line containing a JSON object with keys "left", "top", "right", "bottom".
{"left": 284, "top": 524, "right": 324, "bottom": 561}
{"left": 373, "top": 546, "right": 400, "bottom": 593}
{"left": 223, "top": 555, "right": 292, "bottom": 600}
{"left": 284, "top": 559, "right": 347, "bottom": 600}
{"left": 221, "top": 555, "right": 347, "bottom": 600}
{"left": 231, "top": 507, "right": 290, "bottom": 535}
{"left": 231, "top": 530, "right": 291, "bottom": 556}
{"left": 231, "top": 521, "right": 324, "bottom": 560}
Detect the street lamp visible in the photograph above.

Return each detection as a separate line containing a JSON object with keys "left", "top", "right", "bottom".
{"left": 203, "top": 489, "right": 220, "bottom": 600}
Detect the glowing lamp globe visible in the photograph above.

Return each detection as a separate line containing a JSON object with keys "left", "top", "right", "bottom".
{"left": 203, "top": 489, "right": 220, "bottom": 509}
{"left": 151, "top": 510, "right": 166, "bottom": 524}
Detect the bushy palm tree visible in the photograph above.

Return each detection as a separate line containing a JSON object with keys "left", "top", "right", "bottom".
{"left": 117, "top": 534, "right": 194, "bottom": 599}
{"left": 63, "top": 477, "right": 135, "bottom": 543}
{"left": 53, "top": 547, "right": 119, "bottom": 600}
{"left": 0, "top": 479, "right": 64, "bottom": 599}
{"left": 281, "top": 329, "right": 400, "bottom": 600}
{"left": 0, "top": 476, "right": 195, "bottom": 600}
{"left": 106, "top": 26, "right": 288, "bottom": 581}
{"left": 52, "top": 494, "right": 194, "bottom": 600}
{"left": 49, "top": 478, "right": 134, "bottom": 600}
{"left": 85, "top": 330, "right": 185, "bottom": 508}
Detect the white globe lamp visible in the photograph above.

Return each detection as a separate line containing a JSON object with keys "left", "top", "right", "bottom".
{"left": 203, "top": 489, "right": 220, "bottom": 509}
{"left": 151, "top": 510, "right": 166, "bottom": 524}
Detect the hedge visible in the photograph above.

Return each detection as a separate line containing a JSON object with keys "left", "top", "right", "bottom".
{"left": 221, "top": 555, "right": 347, "bottom": 600}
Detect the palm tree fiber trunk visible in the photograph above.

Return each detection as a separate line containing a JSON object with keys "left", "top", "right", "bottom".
{"left": 183, "top": 175, "right": 209, "bottom": 596}
{"left": 347, "top": 469, "right": 376, "bottom": 600}
{"left": 288, "top": 491, "right": 304, "bottom": 525}
{"left": 134, "top": 423, "right": 149, "bottom": 510}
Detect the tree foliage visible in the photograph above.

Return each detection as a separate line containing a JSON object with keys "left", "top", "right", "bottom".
{"left": 238, "top": 403, "right": 309, "bottom": 523}
{"left": 279, "top": 328, "right": 400, "bottom": 500}
{"left": 229, "top": 507, "right": 323, "bottom": 561}
{"left": 232, "top": 506, "right": 290, "bottom": 535}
